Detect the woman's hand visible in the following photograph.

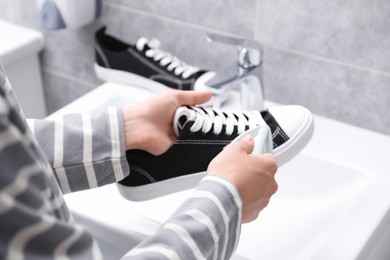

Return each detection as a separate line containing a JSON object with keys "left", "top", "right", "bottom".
{"left": 122, "top": 90, "right": 212, "bottom": 155}
{"left": 207, "top": 135, "right": 278, "bottom": 223}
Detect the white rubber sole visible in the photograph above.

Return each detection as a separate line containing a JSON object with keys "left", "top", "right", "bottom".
{"left": 117, "top": 171, "right": 206, "bottom": 201}
{"left": 94, "top": 63, "right": 230, "bottom": 104}
{"left": 95, "top": 63, "right": 168, "bottom": 93}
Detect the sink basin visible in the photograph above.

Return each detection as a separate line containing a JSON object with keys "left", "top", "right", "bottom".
{"left": 59, "top": 82, "right": 390, "bottom": 259}
{"left": 236, "top": 153, "right": 368, "bottom": 259}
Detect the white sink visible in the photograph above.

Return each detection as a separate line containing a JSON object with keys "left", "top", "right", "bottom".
{"left": 58, "top": 82, "right": 390, "bottom": 260}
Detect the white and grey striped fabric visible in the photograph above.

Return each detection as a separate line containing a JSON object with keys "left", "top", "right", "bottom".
{"left": 0, "top": 62, "right": 242, "bottom": 260}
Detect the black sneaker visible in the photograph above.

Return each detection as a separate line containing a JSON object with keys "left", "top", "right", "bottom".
{"left": 94, "top": 27, "right": 218, "bottom": 94}
{"left": 118, "top": 105, "right": 314, "bottom": 201}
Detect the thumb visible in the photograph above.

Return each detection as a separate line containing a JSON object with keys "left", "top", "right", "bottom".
{"left": 174, "top": 90, "right": 212, "bottom": 106}
{"left": 240, "top": 135, "right": 254, "bottom": 154}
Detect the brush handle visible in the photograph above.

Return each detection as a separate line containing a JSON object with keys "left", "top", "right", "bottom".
{"left": 232, "top": 125, "right": 273, "bottom": 155}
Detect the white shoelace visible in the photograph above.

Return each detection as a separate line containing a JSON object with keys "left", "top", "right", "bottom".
{"left": 136, "top": 37, "right": 200, "bottom": 79}
{"left": 174, "top": 106, "right": 267, "bottom": 136}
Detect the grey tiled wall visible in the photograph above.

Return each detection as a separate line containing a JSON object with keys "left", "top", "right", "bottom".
{"left": 1, "top": 0, "right": 389, "bottom": 135}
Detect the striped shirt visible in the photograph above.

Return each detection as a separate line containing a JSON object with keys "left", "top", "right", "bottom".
{"left": 0, "top": 63, "right": 242, "bottom": 259}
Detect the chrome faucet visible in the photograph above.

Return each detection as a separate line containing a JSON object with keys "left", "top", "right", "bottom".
{"left": 205, "top": 33, "right": 265, "bottom": 111}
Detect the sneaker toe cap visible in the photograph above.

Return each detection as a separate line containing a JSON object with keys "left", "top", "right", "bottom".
{"left": 268, "top": 105, "right": 313, "bottom": 139}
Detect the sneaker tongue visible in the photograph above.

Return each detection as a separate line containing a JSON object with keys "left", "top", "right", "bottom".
{"left": 173, "top": 107, "right": 197, "bottom": 136}
{"left": 136, "top": 37, "right": 149, "bottom": 51}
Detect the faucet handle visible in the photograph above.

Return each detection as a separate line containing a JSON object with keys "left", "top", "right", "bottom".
{"left": 206, "top": 33, "right": 263, "bottom": 67}
{"left": 206, "top": 32, "right": 246, "bottom": 47}
{"left": 206, "top": 32, "right": 263, "bottom": 52}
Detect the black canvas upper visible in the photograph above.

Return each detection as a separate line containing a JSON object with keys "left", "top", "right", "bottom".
{"left": 120, "top": 109, "right": 288, "bottom": 187}
{"left": 261, "top": 111, "right": 290, "bottom": 149}
{"left": 95, "top": 27, "right": 208, "bottom": 90}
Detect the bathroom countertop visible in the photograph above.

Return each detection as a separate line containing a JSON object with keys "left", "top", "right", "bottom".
{"left": 0, "top": 20, "right": 44, "bottom": 65}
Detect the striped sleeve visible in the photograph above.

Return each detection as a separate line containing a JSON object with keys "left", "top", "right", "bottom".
{"left": 26, "top": 108, "right": 130, "bottom": 194}
{"left": 123, "top": 176, "right": 243, "bottom": 260}
{"left": 0, "top": 81, "right": 103, "bottom": 260}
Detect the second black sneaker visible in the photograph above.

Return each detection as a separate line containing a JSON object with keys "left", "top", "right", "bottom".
{"left": 94, "top": 27, "right": 217, "bottom": 94}
{"left": 118, "top": 105, "right": 314, "bottom": 201}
